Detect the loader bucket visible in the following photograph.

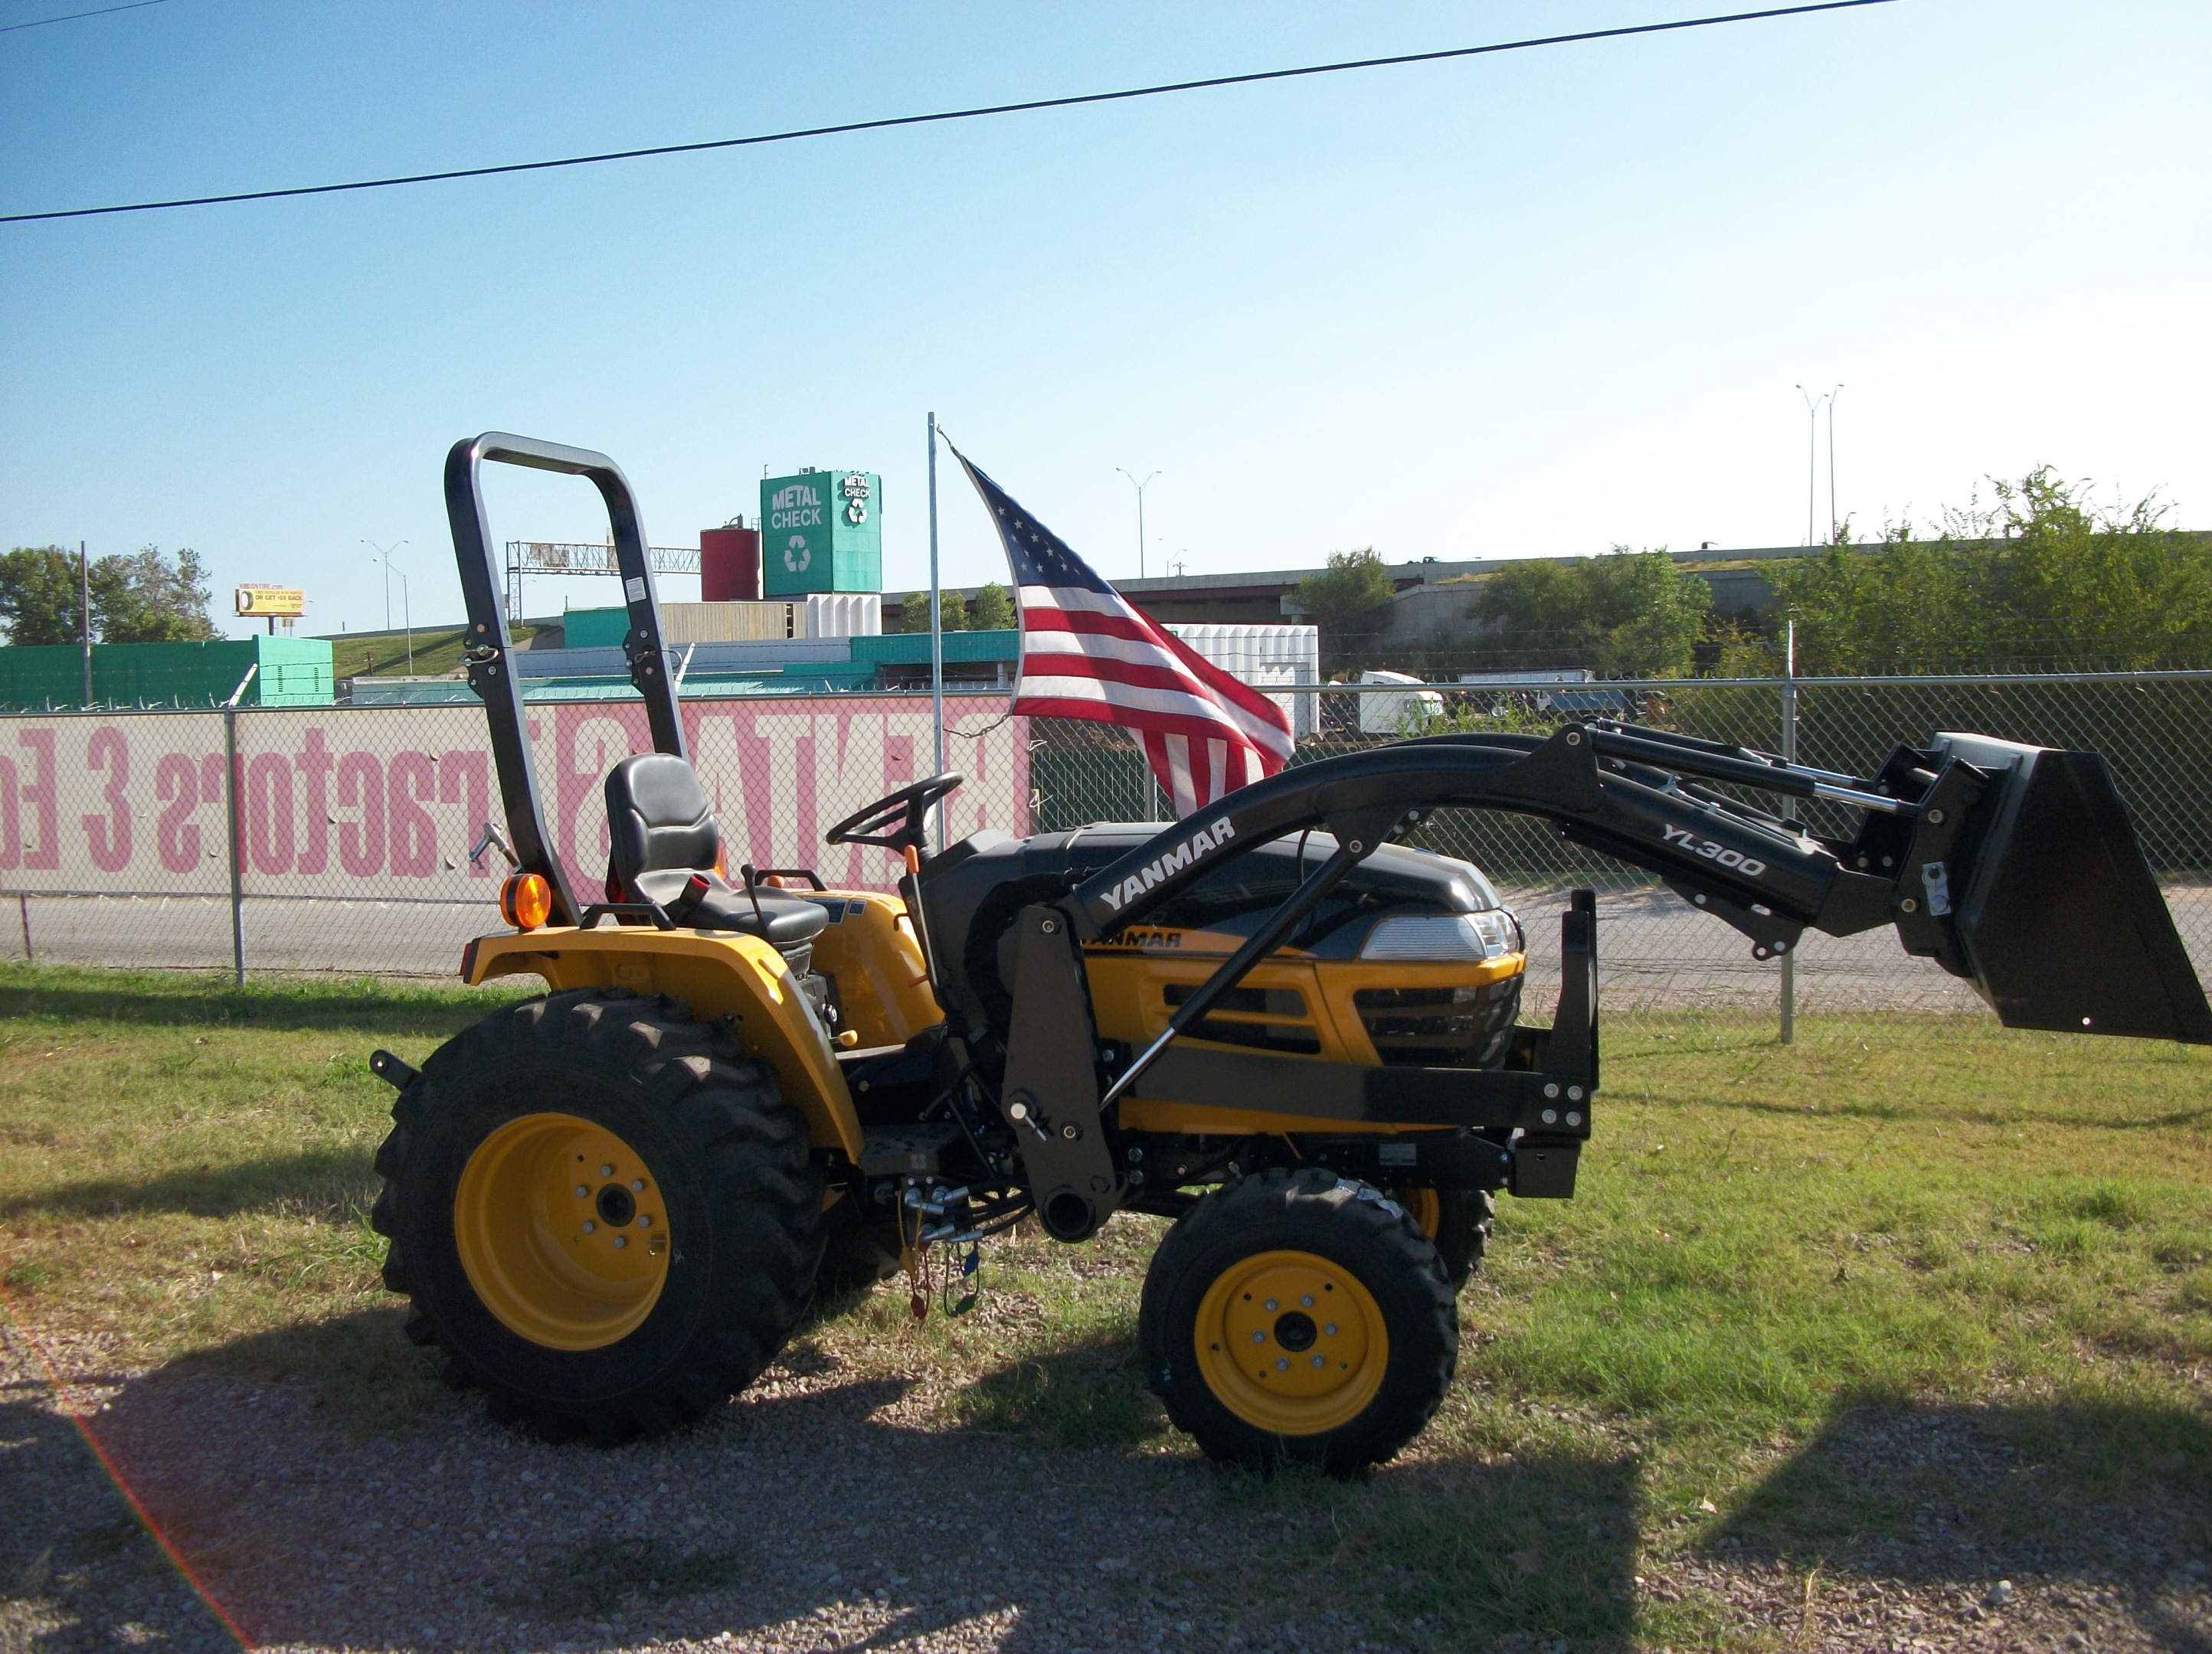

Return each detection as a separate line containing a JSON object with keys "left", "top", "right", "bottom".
{"left": 1934, "top": 733, "right": 2212, "bottom": 1044}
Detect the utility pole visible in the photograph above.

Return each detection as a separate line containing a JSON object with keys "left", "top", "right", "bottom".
{"left": 927, "top": 412, "right": 947, "bottom": 849}
{"left": 1117, "top": 469, "right": 1160, "bottom": 580}
{"left": 78, "top": 541, "right": 91, "bottom": 706}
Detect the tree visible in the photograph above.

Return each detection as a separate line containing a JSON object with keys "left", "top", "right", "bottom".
{"left": 971, "top": 581, "right": 1016, "bottom": 630}
{"left": 92, "top": 547, "right": 218, "bottom": 643}
{"left": 1294, "top": 549, "right": 1396, "bottom": 668}
{"left": 1771, "top": 469, "right": 2212, "bottom": 671}
{"left": 1469, "top": 547, "right": 1710, "bottom": 676}
{"left": 0, "top": 543, "right": 218, "bottom": 646}
{"left": 893, "top": 587, "right": 970, "bottom": 633}
{"left": 0, "top": 546, "right": 84, "bottom": 645}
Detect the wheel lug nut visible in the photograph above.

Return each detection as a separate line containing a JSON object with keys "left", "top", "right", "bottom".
{"left": 1301, "top": 1294, "right": 1315, "bottom": 1308}
{"left": 613, "top": 1235, "right": 628, "bottom": 1250}
{"left": 1324, "top": 1322, "right": 1338, "bottom": 1337}
{"left": 1275, "top": 1358, "right": 1288, "bottom": 1372}
{"left": 575, "top": 1185, "right": 589, "bottom": 1199}
{"left": 600, "top": 1165, "right": 614, "bottom": 1178}
{"left": 1264, "top": 1299, "right": 1278, "bottom": 1312}
{"left": 1311, "top": 1355, "right": 1325, "bottom": 1368}
{"left": 1250, "top": 1330, "right": 1265, "bottom": 1345}
{"left": 637, "top": 1214, "right": 652, "bottom": 1228}
{"left": 583, "top": 1221, "right": 596, "bottom": 1233}
{"left": 630, "top": 1179, "right": 645, "bottom": 1192}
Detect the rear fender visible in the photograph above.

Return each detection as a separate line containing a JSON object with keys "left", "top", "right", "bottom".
{"left": 804, "top": 890, "right": 942, "bottom": 1049}
{"left": 464, "top": 927, "right": 865, "bottom": 1159}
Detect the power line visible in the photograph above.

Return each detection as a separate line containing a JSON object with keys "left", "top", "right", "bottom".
{"left": 1, "top": 0, "right": 169, "bottom": 35}
{"left": 1, "top": 0, "right": 1894, "bottom": 225}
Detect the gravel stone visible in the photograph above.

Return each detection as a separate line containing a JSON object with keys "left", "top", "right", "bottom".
{"left": 5, "top": 1316, "right": 2210, "bottom": 1652}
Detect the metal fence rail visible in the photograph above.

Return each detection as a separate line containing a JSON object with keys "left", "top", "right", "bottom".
{"left": 3, "top": 672, "right": 2206, "bottom": 1052}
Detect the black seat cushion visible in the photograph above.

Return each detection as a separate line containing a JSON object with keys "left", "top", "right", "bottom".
{"left": 603, "top": 753, "right": 828, "bottom": 948}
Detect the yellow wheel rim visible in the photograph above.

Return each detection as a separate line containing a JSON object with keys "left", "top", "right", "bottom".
{"left": 453, "top": 1113, "right": 670, "bottom": 1352}
{"left": 1193, "top": 1249, "right": 1389, "bottom": 1436}
{"left": 1402, "top": 1188, "right": 1441, "bottom": 1240}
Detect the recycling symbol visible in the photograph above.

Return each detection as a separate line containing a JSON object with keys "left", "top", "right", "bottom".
{"left": 844, "top": 499, "right": 868, "bottom": 526}
{"left": 784, "top": 536, "right": 810, "bottom": 574}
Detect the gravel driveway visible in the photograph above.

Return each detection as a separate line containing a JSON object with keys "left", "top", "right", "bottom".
{"left": 6, "top": 1307, "right": 2210, "bottom": 1653}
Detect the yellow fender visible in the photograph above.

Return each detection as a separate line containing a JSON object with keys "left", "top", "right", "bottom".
{"left": 464, "top": 927, "right": 865, "bottom": 1162}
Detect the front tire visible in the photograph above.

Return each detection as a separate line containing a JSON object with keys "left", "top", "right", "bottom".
{"left": 1397, "top": 1186, "right": 1494, "bottom": 1290}
{"left": 1139, "top": 1170, "right": 1457, "bottom": 1475}
{"left": 370, "top": 989, "right": 824, "bottom": 1443}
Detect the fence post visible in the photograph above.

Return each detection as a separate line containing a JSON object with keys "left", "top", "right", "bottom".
{"left": 15, "top": 892, "right": 29, "bottom": 963}
{"left": 223, "top": 664, "right": 257, "bottom": 986}
{"left": 1778, "top": 623, "right": 1797, "bottom": 1044}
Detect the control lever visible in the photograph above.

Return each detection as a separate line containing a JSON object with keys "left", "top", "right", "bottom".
{"left": 469, "top": 822, "right": 519, "bottom": 871}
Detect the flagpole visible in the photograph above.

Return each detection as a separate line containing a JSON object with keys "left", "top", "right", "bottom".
{"left": 927, "top": 411, "right": 946, "bottom": 851}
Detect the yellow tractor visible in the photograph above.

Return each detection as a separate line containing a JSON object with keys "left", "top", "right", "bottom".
{"left": 370, "top": 434, "right": 2211, "bottom": 1473}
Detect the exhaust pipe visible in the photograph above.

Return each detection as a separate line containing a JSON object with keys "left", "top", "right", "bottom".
{"left": 1932, "top": 734, "right": 2211, "bottom": 1044}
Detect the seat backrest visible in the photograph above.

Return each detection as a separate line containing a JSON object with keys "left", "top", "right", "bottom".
{"left": 605, "top": 753, "right": 719, "bottom": 894}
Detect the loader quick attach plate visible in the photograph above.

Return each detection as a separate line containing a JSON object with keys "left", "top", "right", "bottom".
{"left": 1935, "top": 734, "right": 2212, "bottom": 1043}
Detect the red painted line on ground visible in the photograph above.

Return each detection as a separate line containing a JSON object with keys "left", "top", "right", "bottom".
{"left": 0, "top": 1286, "right": 257, "bottom": 1649}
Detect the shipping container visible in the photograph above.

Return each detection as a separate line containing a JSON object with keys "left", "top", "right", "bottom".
{"left": 1167, "top": 623, "right": 1321, "bottom": 739}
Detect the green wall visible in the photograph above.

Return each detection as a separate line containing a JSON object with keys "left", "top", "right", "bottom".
{"left": 0, "top": 636, "right": 333, "bottom": 711}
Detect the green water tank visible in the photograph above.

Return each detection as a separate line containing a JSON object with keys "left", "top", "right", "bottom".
{"left": 759, "top": 469, "right": 882, "bottom": 597}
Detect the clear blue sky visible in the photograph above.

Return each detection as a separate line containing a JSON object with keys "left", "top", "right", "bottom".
{"left": 3, "top": 1, "right": 2206, "bottom": 638}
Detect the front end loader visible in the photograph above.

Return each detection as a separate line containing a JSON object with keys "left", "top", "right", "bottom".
{"left": 368, "top": 433, "right": 2211, "bottom": 1473}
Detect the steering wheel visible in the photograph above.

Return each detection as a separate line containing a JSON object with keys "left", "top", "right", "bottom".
{"left": 825, "top": 772, "right": 965, "bottom": 852}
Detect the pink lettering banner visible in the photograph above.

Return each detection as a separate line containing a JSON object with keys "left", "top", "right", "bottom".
{"left": 0, "top": 697, "right": 1029, "bottom": 903}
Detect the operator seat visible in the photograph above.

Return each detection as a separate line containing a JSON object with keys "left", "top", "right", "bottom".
{"left": 603, "top": 754, "right": 829, "bottom": 952}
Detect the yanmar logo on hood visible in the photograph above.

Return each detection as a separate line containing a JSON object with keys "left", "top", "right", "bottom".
{"left": 1098, "top": 818, "right": 1237, "bottom": 914}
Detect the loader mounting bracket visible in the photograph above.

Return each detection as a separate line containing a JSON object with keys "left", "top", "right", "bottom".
{"left": 996, "top": 905, "right": 1122, "bottom": 1239}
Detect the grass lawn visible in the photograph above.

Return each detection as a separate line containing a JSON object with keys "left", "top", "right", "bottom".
{"left": 322, "top": 624, "right": 542, "bottom": 682}
{"left": 3, "top": 963, "right": 2209, "bottom": 1648}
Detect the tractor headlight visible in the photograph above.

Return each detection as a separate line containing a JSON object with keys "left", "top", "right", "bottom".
{"left": 1360, "top": 910, "right": 1523, "bottom": 963}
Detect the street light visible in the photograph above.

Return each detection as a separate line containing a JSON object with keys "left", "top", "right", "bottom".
{"left": 1828, "top": 384, "right": 1844, "bottom": 543}
{"left": 1794, "top": 385, "right": 1841, "bottom": 545}
{"left": 1116, "top": 469, "right": 1161, "bottom": 580}
{"left": 365, "top": 541, "right": 412, "bottom": 675}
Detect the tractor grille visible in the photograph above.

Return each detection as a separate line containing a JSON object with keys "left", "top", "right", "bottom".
{"left": 1353, "top": 976, "right": 1522, "bottom": 1068}
{"left": 1163, "top": 983, "right": 1322, "bottom": 1055}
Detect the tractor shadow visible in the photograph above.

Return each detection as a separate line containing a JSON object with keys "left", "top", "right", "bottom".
{"left": 23, "top": 1312, "right": 1650, "bottom": 1653}
{"left": 1709, "top": 1396, "right": 2212, "bottom": 1648}
{"left": 0, "top": 1145, "right": 377, "bottom": 1223}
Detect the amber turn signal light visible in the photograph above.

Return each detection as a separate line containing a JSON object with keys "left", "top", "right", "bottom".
{"left": 499, "top": 871, "right": 553, "bottom": 930}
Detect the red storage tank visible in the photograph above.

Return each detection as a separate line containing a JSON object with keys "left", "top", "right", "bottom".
{"left": 700, "top": 525, "right": 761, "bottom": 601}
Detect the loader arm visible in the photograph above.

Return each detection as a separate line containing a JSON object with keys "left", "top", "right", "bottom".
{"left": 1058, "top": 721, "right": 2212, "bottom": 1047}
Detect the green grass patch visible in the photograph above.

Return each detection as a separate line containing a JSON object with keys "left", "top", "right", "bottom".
{"left": 5, "top": 968, "right": 2212, "bottom": 1647}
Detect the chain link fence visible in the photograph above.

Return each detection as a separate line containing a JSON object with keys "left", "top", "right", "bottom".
{"left": 1030, "top": 670, "right": 2212, "bottom": 1043}
{"left": 0, "top": 695, "right": 1028, "bottom": 977}
{"left": 3, "top": 672, "right": 2206, "bottom": 1050}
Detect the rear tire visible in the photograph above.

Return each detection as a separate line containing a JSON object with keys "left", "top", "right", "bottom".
{"left": 1139, "top": 1169, "right": 1457, "bottom": 1476}
{"left": 370, "top": 989, "right": 824, "bottom": 1443}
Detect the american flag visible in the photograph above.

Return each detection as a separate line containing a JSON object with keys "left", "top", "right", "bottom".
{"left": 951, "top": 449, "right": 1294, "bottom": 817}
